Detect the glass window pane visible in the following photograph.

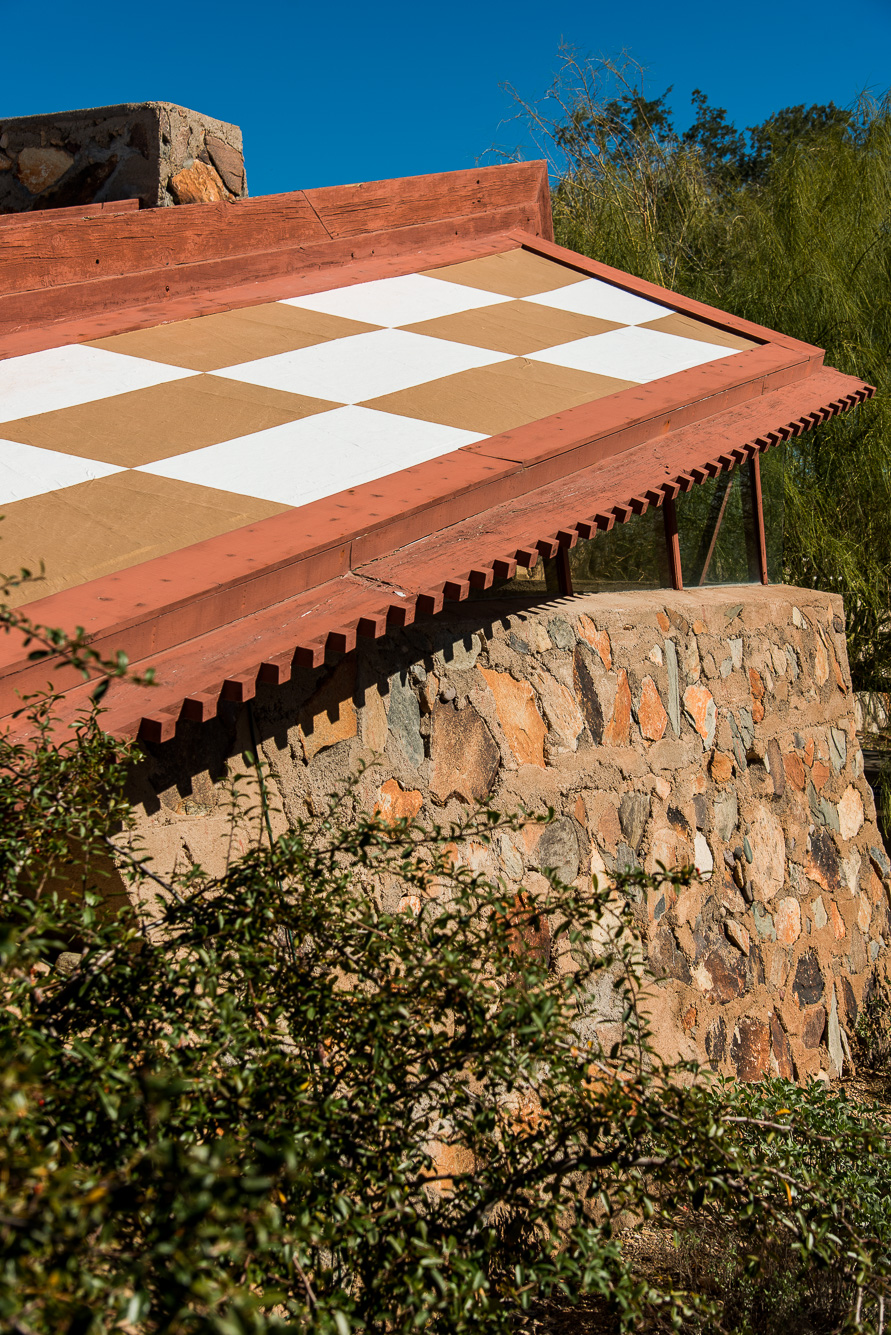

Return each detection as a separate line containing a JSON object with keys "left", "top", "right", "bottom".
{"left": 463, "top": 448, "right": 785, "bottom": 602}
{"left": 465, "top": 505, "right": 670, "bottom": 601}
{"left": 675, "top": 466, "right": 760, "bottom": 586}
{"left": 568, "top": 506, "right": 670, "bottom": 593}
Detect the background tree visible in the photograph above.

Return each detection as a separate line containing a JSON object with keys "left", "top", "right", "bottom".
{"left": 503, "top": 50, "right": 891, "bottom": 691}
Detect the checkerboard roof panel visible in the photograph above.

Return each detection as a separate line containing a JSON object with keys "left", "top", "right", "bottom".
{"left": 0, "top": 245, "right": 761, "bottom": 606}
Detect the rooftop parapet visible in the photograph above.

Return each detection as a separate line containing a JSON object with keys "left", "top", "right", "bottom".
{"left": 0, "top": 101, "right": 247, "bottom": 213}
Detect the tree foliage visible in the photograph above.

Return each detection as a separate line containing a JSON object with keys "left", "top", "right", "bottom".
{"left": 502, "top": 50, "right": 891, "bottom": 688}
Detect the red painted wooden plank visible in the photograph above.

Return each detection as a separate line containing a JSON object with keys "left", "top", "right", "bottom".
{"left": 7, "top": 571, "right": 401, "bottom": 740}
{"left": 352, "top": 370, "right": 873, "bottom": 604}
{"left": 0, "top": 232, "right": 523, "bottom": 359}
{"left": 467, "top": 342, "right": 815, "bottom": 472}
{"left": 0, "top": 209, "right": 542, "bottom": 347}
{"left": 0, "top": 447, "right": 520, "bottom": 696}
{"left": 0, "top": 198, "right": 141, "bottom": 229}
{"left": 0, "top": 363, "right": 870, "bottom": 720}
{"left": 304, "top": 161, "right": 550, "bottom": 240}
{"left": 0, "top": 351, "right": 818, "bottom": 696}
{"left": 555, "top": 546, "right": 573, "bottom": 595}
{"left": 0, "top": 163, "right": 548, "bottom": 297}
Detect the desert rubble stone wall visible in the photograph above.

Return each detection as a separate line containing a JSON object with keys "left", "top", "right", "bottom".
{"left": 122, "top": 584, "right": 890, "bottom": 1086}
{"left": 0, "top": 102, "right": 246, "bottom": 212}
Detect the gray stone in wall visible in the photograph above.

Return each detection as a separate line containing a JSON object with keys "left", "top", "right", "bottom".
{"left": 829, "top": 727, "right": 847, "bottom": 772}
{"left": 827, "top": 988, "right": 844, "bottom": 1077}
{"left": 537, "top": 819, "right": 580, "bottom": 884}
{"left": 0, "top": 101, "right": 247, "bottom": 213}
{"left": 548, "top": 618, "right": 575, "bottom": 651}
{"left": 737, "top": 708, "right": 755, "bottom": 752}
{"left": 714, "top": 791, "right": 738, "bottom": 841}
{"left": 387, "top": 671, "right": 424, "bottom": 768}
{"left": 808, "top": 783, "right": 840, "bottom": 833}
{"left": 870, "top": 844, "right": 891, "bottom": 879}
{"left": 664, "top": 638, "right": 681, "bottom": 736}
{"left": 752, "top": 903, "right": 776, "bottom": 940}
{"left": 572, "top": 645, "right": 605, "bottom": 742}
{"left": 619, "top": 793, "right": 650, "bottom": 849}
{"left": 433, "top": 633, "right": 481, "bottom": 672}
{"left": 728, "top": 714, "right": 748, "bottom": 771}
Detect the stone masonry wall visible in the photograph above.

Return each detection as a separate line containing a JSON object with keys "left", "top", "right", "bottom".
{"left": 0, "top": 102, "right": 246, "bottom": 212}
{"left": 122, "top": 585, "right": 891, "bottom": 1086}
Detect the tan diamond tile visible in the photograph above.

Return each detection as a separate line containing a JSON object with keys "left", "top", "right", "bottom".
{"left": 0, "top": 470, "right": 287, "bottom": 608}
{"left": 403, "top": 299, "right": 620, "bottom": 355}
{"left": 640, "top": 312, "right": 760, "bottom": 351}
{"left": 86, "top": 302, "right": 380, "bottom": 371}
{"left": 362, "top": 358, "right": 637, "bottom": 436}
{"left": 0, "top": 375, "right": 340, "bottom": 467}
{"left": 422, "top": 248, "right": 588, "bottom": 298}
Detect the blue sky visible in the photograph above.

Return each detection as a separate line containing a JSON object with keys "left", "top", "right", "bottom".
{"left": 2, "top": 0, "right": 889, "bottom": 197}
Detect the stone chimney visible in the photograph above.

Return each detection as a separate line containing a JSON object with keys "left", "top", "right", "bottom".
{"left": 0, "top": 102, "right": 248, "bottom": 213}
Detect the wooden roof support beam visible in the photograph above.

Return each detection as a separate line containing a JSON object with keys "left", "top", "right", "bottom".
{"left": 222, "top": 674, "right": 257, "bottom": 704}
{"left": 749, "top": 453, "right": 769, "bottom": 586}
{"left": 357, "top": 611, "right": 389, "bottom": 639}
{"left": 294, "top": 641, "right": 327, "bottom": 669}
{"left": 468, "top": 567, "right": 495, "bottom": 589}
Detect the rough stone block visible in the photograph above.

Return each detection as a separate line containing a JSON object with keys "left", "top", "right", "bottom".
{"left": 0, "top": 101, "right": 247, "bottom": 212}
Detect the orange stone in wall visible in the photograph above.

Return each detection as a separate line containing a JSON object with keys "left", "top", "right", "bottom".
{"left": 477, "top": 666, "right": 547, "bottom": 768}
{"left": 169, "top": 159, "right": 233, "bottom": 204}
{"left": 784, "top": 751, "right": 806, "bottom": 791}
{"left": 576, "top": 614, "right": 611, "bottom": 669}
{"left": 637, "top": 675, "right": 668, "bottom": 742}
{"left": 376, "top": 778, "right": 423, "bottom": 824}
{"left": 603, "top": 669, "right": 632, "bottom": 746}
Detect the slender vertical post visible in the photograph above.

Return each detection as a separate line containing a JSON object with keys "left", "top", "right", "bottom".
{"left": 695, "top": 473, "right": 733, "bottom": 586}
{"left": 663, "top": 493, "right": 683, "bottom": 591}
{"left": 555, "top": 544, "right": 573, "bottom": 596}
{"left": 748, "top": 453, "right": 769, "bottom": 585}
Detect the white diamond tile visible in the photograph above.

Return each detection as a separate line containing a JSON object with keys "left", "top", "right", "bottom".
{"left": 137, "top": 406, "right": 487, "bottom": 509}
{"left": 528, "top": 325, "right": 739, "bottom": 382}
{"left": 214, "top": 328, "right": 512, "bottom": 403}
{"left": 0, "top": 344, "right": 196, "bottom": 422}
{"left": 0, "top": 438, "right": 123, "bottom": 504}
{"left": 282, "top": 273, "right": 512, "bottom": 326}
{"left": 525, "top": 277, "right": 672, "bottom": 325}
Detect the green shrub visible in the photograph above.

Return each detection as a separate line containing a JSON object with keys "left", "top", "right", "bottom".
{"left": 2, "top": 603, "right": 891, "bottom": 1332}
